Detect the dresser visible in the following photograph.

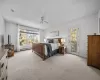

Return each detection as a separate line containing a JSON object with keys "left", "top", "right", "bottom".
{"left": 0, "top": 48, "right": 8, "bottom": 80}
{"left": 88, "top": 35, "right": 100, "bottom": 69}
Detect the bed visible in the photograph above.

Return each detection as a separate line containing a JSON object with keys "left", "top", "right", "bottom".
{"left": 32, "top": 43, "right": 59, "bottom": 60}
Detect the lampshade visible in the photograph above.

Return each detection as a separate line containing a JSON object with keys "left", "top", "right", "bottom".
{"left": 44, "top": 39, "right": 47, "bottom": 42}
{"left": 61, "top": 38, "right": 65, "bottom": 43}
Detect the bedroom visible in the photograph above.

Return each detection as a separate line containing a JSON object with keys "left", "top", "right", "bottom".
{"left": 0, "top": 0, "right": 100, "bottom": 80}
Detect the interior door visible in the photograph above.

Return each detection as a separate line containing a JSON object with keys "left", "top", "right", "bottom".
{"left": 92, "top": 36, "right": 100, "bottom": 69}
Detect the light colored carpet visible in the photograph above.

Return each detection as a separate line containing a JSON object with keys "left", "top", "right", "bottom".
{"left": 8, "top": 50, "right": 100, "bottom": 80}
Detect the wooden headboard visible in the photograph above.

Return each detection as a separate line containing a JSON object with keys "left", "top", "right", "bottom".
{"left": 46, "top": 38, "right": 62, "bottom": 46}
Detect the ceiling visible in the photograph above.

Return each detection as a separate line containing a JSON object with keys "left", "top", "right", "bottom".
{"left": 0, "top": 0, "right": 100, "bottom": 29}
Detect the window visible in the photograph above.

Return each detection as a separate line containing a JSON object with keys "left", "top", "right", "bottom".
{"left": 70, "top": 28, "right": 78, "bottom": 52}
{"left": 19, "top": 29, "right": 39, "bottom": 46}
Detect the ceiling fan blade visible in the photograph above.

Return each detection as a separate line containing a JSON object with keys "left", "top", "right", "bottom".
{"left": 40, "top": 21, "right": 43, "bottom": 24}
{"left": 44, "top": 21, "right": 48, "bottom": 23}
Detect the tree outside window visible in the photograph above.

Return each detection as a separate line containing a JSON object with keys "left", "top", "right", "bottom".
{"left": 19, "top": 29, "right": 39, "bottom": 46}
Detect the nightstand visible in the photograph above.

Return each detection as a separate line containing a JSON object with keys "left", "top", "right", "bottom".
{"left": 4, "top": 44, "right": 14, "bottom": 57}
{"left": 59, "top": 46, "right": 64, "bottom": 54}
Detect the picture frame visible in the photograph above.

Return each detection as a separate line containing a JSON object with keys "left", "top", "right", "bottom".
{"left": 50, "top": 31, "right": 59, "bottom": 37}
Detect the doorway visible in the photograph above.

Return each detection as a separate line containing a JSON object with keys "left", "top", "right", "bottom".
{"left": 69, "top": 28, "right": 79, "bottom": 55}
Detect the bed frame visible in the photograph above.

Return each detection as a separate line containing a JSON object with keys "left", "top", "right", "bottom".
{"left": 32, "top": 38, "right": 63, "bottom": 60}
{"left": 32, "top": 43, "right": 46, "bottom": 60}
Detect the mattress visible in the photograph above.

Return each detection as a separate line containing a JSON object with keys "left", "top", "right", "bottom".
{"left": 50, "top": 43, "right": 59, "bottom": 51}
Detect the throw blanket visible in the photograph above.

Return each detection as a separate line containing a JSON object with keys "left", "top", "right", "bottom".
{"left": 42, "top": 43, "right": 52, "bottom": 57}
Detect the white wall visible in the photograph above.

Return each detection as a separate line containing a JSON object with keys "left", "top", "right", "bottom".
{"left": 5, "top": 21, "right": 18, "bottom": 50}
{"left": 0, "top": 13, "right": 5, "bottom": 47}
{"left": 0, "top": 14, "right": 5, "bottom": 35}
{"left": 45, "top": 13, "right": 98, "bottom": 58}
{"left": 98, "top": 10, "right": 100, "bottom": 33}
{"left": 98, "top": 10, "right": 100, "bottom": 18}
{"left": 39, "top": 30, "right": 45, "bottom": 42}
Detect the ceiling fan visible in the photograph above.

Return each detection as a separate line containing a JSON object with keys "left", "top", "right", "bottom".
{"left": 40, "top": 14, "right": 48, "bottom": 24}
